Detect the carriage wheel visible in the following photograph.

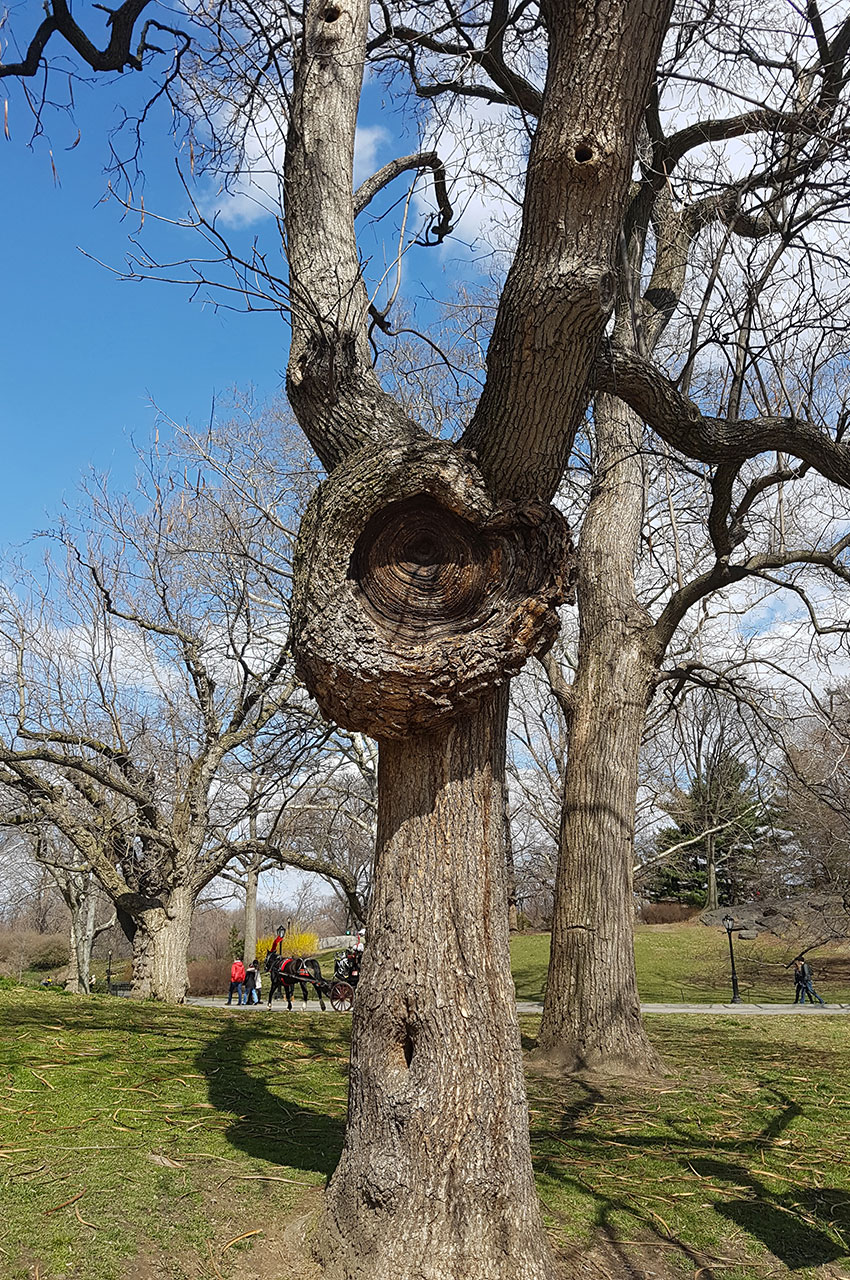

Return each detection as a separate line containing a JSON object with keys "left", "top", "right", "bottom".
{"left": 330, "top": 981, "right": 355, "bottom": 1012}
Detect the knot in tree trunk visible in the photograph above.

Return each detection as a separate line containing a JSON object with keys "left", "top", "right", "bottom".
{"left": 291, "top": 439, "right": 575, "bottom": 738}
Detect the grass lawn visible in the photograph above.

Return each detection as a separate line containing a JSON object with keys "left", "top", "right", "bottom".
{"left": 2, "top": 987, "right": 850, "bottom": 1279}
{"left": 511, "top": 925, "right": 850, "bottom": 1005}
{"left": 528, "top": 1011, "right": 850, "bottom": 1279}
{"left": 0, "top": 988, "right": 345, "bottom": 1280}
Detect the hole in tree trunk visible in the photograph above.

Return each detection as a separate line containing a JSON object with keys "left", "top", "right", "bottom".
{"left": 403, "top": 1030, "right": 415, "bottom": 1068}
{"left": 574, "top": 144, "right": 594, "bottom": 163}
{"left": 324, "top": 4, "right": 341, "bottom": 19}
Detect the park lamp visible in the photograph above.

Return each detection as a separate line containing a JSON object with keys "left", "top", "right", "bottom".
{"left": 722, "top": 914, "right": 743, "bottom": 1003}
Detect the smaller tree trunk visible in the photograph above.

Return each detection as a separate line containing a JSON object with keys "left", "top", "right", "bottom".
{"left": 706, "top": 833, "right": 719, "bottom": 910}
{"left": 129, "top": 885, "right": 194, "bottom": 1002}
{"left": 57, "top": 869, "right": 96, "bottom": 994}
{"left": 72, "top": 892, "right": 97, "bottom": 994}
{"left": 66, "top": 912, "right": 82, "bottom": 993}
{"left": 504, "top": 781, "right": 520, "bottom": 932}
{"left": 243, "top": 859, "right": 259, "bottom": 964}
{"left": 537, "top": 397, "right": 662, "bottom": 1077}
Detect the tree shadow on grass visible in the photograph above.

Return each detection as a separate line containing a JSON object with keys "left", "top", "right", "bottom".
{"left": 533, "top": 1075, "right": 850, "bottom": 1276}
{"left": 0, "top": 994, "right": 346, "bottom": 1180}
{"left": 194, "top": 1015, "right": 346, "bottom": 1179}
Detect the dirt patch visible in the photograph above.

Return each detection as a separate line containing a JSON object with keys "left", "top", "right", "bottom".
{"left": 221, "top": 1204, "right": 322, "bottom": 1280}
{"left": 567, "top": 1235, "right": 705, "bottom": 1279}
{"left": 112, "top": 1160, "right": 323, "bottom": 1280}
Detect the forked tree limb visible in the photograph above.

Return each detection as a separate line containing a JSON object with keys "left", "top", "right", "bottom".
{"left": 0, "top": 0, "right": 158, "bottom": 77}
{"left": 597, "top": 345, "right": 850, "bottom": 486}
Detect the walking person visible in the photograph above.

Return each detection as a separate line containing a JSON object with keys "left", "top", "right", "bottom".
{"left": 800, "top": 958, "right": 826, "bottom": 1006}
{"left": 227, "top": 957, "right": 246, "bottom": 1005}
{"left": 792, "top": 958, "right": 808, "bottom": 1004}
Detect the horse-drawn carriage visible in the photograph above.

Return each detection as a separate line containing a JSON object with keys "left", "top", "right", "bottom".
{"left": 265, "top": 947, "right": 361, "bottom": 1012}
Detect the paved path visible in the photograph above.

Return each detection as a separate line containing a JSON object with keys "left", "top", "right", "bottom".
{"left": 189, "top": 997, "right": 850, "bottom": 1015}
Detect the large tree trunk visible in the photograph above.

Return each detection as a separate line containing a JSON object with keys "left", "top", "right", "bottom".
{"left": 128, "top": 885, "right": 194, "bottom": 1002}
{"left": 538, "top": 398, "right": 662, "bottom": 1076}
{"left": 319, "top": 691, "right": 561, "bottom": 1280}
{"left": 282, "top": 0, "right": 674, "bottom": 1266}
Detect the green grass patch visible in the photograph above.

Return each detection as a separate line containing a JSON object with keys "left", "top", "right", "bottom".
{"left": 0, "top": 990, "right": 347, "bottom": 1279}
{"left": 511, "top": 925, "right": 850, "bottom": 1004}
{"left": 526, "top": 1012, "right": 850, "bottom": 1279}
{"left": 3, "top": 990, "right": 850, "bottom": 1279}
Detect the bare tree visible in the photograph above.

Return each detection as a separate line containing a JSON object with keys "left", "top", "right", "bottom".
{"left": 780, "top": 684, "right": 850, "bottom": 889}
{"left": 0, "top": 449, "right": 323, "bottom": 1001}
{"left": 9, "top": 0, "right": 850, "bottom": 1272}
{"left": 536, "top": 0, "right": 850, "bottom": 1075}
{"left": 32, "top": 830, "right": 117, "bottom": 993}
{"left": 216, "top": 726, "right": 375, "bottom": 954}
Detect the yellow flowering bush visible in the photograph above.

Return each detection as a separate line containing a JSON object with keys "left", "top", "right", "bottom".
{"left": 256, "top": 929, "right": 319, "bottom": 964}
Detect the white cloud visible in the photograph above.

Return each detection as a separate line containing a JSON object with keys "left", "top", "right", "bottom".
{"left": 199, "top": 105, "right": 288, "bottom": 229}
{"left": 199, "top": 115, "right": 391, "bottom": 230}
{"left": 353, "top": 124, "right": 390, "bottom": 187}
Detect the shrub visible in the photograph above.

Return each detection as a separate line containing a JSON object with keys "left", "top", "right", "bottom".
{"left": 256, "top": 929, "right": 319, "bottom": 965}
{"left": 30, "top": 938, "right": 71, "bottom": 970}
{"left": 0, "top": 929, "right": 69, "bottom": 972}
{"left": 639, "top": 901, "right": 699, "bottom": 925}
{"left": 187, "top": 959, "right": 226, "bottom": 996}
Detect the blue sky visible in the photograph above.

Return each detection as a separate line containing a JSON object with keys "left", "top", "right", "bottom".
{"left": 1, "top": 50, "right": 491, "bottom": 551}
{"left": 1, "top": 75, "right": 299, "bottom": 547}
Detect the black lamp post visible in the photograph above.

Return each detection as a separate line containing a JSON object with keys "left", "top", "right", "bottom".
{"left": 722, "top": 914, "right": 743, "bottom": 1004}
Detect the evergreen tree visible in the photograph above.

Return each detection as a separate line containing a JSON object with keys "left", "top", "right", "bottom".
{"left": 646, "top": 751, "right": 775, "bottom": 908}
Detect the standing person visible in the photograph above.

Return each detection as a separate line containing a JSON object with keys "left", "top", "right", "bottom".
{"left": 245, "top": 959, "right": 260, "bottom": 1006}
{"left": 254, "top": 959, "right": 262, "bottom": 1005}
{"left": 227, "top": 957, "right": 246, "bottom": 1005}
{"left": 800, "top": 958, "right": 826, "bottom": 1006}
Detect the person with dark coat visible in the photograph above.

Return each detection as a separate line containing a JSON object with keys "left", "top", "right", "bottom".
{"left": 792, "top": 958, "right": 807, "bottom": 1003}
{"left": 244, "top": 959, "right": 260, "bottom": 1005}
{"left": 800, "top": 958, "right": 826, "bottom": 1006}
{"left": 793, "top": 957, "right": 826, "bottom": 1005}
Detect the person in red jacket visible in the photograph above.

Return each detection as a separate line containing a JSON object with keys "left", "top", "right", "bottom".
{"left": 227, "top": 958, "right": 246, "bottom": 1005}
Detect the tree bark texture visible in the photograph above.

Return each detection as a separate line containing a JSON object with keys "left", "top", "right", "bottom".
{"left": 126, "top": 885, "right": 194, "bottom": 1002}
{"left": 319, "top": 690, "right": 561, "bottom": 1280}
{"left": 538, "top": 398, "right": 662, "bottom": 1075}
{"left": 284, "top": 0, "right": 416, "bottom": 470}
{"left": 292, "top": 439, "right": 573, "bottom": 739}
{"left": 463, "top": 0, "right": 675, "bottom": 499}
{"left": 243, "top": 860, "right": 259, "bottom": 965}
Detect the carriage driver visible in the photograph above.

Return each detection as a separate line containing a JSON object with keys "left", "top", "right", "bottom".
{"left": 269, "top": 924, "right": 288, "bottom": 958}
